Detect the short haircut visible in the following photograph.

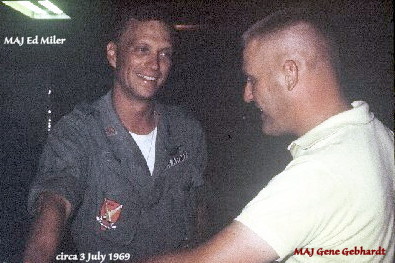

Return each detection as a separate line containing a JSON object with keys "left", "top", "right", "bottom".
{"left": 109, "top": 3, "right": 175, "bottom": 44}
{"left": 243, "top": 8, "right": 341, "bottom": 78}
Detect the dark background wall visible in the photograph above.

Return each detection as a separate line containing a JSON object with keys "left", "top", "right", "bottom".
{"left": 0, "top": 0, "right": 393, "bottom": 260}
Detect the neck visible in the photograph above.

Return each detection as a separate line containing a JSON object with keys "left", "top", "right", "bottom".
{"left": 112, "top": 89, "right": 158, "bottom": 134}
{"left": 295, "top": 96, "right": 350, "bottom": 137}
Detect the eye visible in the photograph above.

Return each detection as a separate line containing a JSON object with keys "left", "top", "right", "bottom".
{"left": 133, "top": 45, "right": 150, "bottom": 54}
{"left": 159, "top": 50, "right": 173, "bottom": 60}
{"left": 246, "top": 75, "right": 257, "bottom": 86}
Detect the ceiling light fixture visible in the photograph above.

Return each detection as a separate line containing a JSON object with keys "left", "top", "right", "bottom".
{"left": 19, "top": 1, "right": 47, "bottom": 14}
{"left": 2, "top": 0, "right": 70, "bottom": 19}
{"left": 38, "top": 0, "right": 62, "bottom": 14}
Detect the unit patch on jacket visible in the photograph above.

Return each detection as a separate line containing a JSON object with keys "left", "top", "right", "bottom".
{"left": 96, "top": 198, "right": 123, "bottom": 230}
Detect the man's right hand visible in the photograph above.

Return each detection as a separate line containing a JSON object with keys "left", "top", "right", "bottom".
{"left": 23, "top": 192, "right": 71, "bottom": 263}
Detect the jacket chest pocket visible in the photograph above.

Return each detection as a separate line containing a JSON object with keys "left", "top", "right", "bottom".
{"left": 87, "top": 151, "right": 142, "bottom": 245}
{"left": 164, "top": 160, "right": 203, "bottom": 191}
{"left": 160, "top": 162, "right": 202, "bottom": 217}
{"left": 154, "top": 162, "right": 202, "bottom": 241}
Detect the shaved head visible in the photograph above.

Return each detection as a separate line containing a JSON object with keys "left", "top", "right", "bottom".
{"left": 243, "top": 8, "right": 341, "bottom": 79}
{"left": 242, "top": 8, "right": 349, "bottom": 136}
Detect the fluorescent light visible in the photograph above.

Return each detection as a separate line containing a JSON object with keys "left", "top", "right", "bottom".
{"left": 35, "top": 13, "right": 70, "bottom": 19}
{"left": 2, "top": 0, "right": 70, "bottom": 19}
{"left": 19, "top": 1, "right": 47, "bottom": 14}
{"left": 2, "top": 1, "right": 34, "bottom": 17}
{"left": 38, "top": 0, "right": 63, "bottom": 14}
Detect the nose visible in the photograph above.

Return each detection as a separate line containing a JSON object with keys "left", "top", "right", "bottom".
{"left": 146, "top": 54, "right": 160, "bottom": 71}
{"left": 243, "top": 83, "right": 253, "bottom": 103}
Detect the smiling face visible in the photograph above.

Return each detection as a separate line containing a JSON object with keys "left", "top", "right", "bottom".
{"left": 243, "top": 38, "right": 294, "bottom": 136}
{"left": 107, "top": 20, "right": 173, "bottom": 102}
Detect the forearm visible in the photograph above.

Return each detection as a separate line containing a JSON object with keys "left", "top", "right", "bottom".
{"left": 134, "top": 248, "right": 198, "bottom": 263}
{"left": 23, "top": 192, "right": 71, "bottom": 263}
{"left": 134, "top": 221, "right": 279, "bottom": 263}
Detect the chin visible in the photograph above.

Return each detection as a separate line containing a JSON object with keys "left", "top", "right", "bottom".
{"left": 133, "top": 92, "right": 157, "bottom": 101}
{"left": 262, "top": 125, "right": 282, "bottom": 137}
{"left": 138, "top": 86, "right": 161, "bottom": 99}
{"left": 121, "top": 89, "right": 157, "bottom": 102}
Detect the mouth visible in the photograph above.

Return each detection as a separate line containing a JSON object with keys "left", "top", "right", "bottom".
{"left": 136, "top": 73, "right": 159, "bottom": 81}
{"left": 256, "top": 106, "right": 266, "bottom": 120}
{"left": 255, "top": 104, "right": 263, "bottom": 113}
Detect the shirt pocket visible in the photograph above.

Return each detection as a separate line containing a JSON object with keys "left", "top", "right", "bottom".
{"left": 91, "top": 151, "right": 142, "bottom": 245}
{"left": 161, "top": 161, "right": 202, "bottom": 234}
{"left": 165, "top": 160, "right": 203, "bottom": 191}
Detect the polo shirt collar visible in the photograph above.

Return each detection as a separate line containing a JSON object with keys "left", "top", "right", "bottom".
{"left": 288, "top": 101, "right": 374, "bottom": 158}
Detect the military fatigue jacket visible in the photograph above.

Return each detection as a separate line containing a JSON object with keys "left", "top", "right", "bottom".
{"left": 28, "top": 91, "right": 207, "bottom": 260}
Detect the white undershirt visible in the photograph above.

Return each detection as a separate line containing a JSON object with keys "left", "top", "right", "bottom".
{"left": 129, "top": 127, "right": 157, "bottom": 175}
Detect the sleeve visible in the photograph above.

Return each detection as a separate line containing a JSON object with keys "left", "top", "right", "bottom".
{"left": 27, "top": 113, "right": 89, "bottom": 216}
{"left": 235, "top": 160, "right": 344, "bottom": 260}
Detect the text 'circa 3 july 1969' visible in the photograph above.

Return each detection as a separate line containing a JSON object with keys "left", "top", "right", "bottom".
{"left": 55, "top": 252, "right": 131, "bottom": 262}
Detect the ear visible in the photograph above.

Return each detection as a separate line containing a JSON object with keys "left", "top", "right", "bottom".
{"left": 283, "top": 60, "right": 298, "bottom": 91}
{"left": 106, "top": 41, "right": 117, "bottom": 69}
{"left": 243, "top": 82, "right": 254, "bottom": 103}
